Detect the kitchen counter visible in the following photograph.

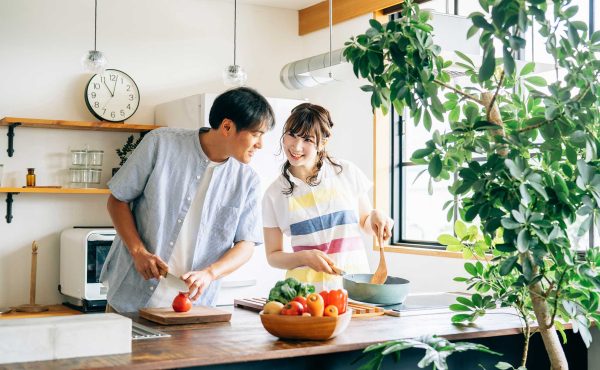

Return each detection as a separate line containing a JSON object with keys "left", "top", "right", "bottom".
{"left": 1, "top": 306, "right": 588, "bottom": 370}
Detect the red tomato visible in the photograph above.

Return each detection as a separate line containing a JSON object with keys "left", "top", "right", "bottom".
{"left": 291, "top": 296, "right": 308, "bottom": 312}
{"left": 280, "top": 300, "right": 304, "bottom": 315}
{"left": 172, "top": 292, "right": 192, "bottom": 312}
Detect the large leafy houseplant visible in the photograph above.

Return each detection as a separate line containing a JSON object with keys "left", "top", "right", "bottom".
{"left": 344, "top": 0, "right": 600, "bottom": 369}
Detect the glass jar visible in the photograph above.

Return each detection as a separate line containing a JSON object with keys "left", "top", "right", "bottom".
{"left": 71, "top": 150, "right": 88, "bottom": 166}
{"left": 26, "top": 168, "right": 36, "bottom": 187}
{"left": 87, "top": 150, "right": 104, "bottom": 166}
{"left": 69, "top": 168, "right": 86, "bottom": 183}
{"left": 87, "top": 168, "right": 102, "bottom": 184}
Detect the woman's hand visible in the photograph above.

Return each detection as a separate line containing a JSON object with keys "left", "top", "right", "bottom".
{"left": 131, "top": 247, "right": 168, "bottom": 280}
{"left": 299, "top": 250, "right": 335, "bottom": 274}
{"left": 182, "top": 269, "right": 216, "bottom": 301}
{"left": 369, "top": 210, "right": 394, "bottom": 241}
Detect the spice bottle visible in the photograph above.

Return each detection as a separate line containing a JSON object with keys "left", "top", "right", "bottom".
{"left": 26, "top": 168, "right": 36, "bottom": 187}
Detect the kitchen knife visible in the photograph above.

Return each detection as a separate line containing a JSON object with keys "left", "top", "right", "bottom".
{"left": 162, "top": 272, "right": 189, "bottom": 293}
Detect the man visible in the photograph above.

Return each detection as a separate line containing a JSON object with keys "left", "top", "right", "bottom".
{"left": 100, "top": 87, "right": 275, "bottom": 312}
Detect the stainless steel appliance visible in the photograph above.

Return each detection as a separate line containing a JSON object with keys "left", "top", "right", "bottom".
{"left": 59, "top": 227, "right": 115, "bottom": 311}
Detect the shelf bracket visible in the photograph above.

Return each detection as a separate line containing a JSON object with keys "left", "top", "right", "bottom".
{"left": 7, "top": 122, "right": 21, "bottom": 157}
{"left": 5, "top": 192, "right": 18, "bottom": 223}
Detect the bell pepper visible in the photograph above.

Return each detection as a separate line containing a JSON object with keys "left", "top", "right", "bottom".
{"left": 319, "top": 289, "right": 348, "bottom": 314}
{"left": 306, "top": 293, "right": 324, "bottom": 317}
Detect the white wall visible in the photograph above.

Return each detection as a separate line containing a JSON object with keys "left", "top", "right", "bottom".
{"left": 0, "top": 0, "right": 464, "bottom": 308}
{"left": 0, "top": 0, "right": 305, "bottom": 307}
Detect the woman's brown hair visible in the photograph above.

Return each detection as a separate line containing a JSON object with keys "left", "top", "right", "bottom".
{"left": 281, "top": 103, "right": 342, "bottom": 195}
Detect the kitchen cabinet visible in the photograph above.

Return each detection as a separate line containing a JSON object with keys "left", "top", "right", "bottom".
{"left": 0, "top": 117, "right": 162, "bottom": 223}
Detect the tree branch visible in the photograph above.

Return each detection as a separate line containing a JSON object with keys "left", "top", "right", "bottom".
{"left": 516, "top": 120, "right": 550, "bottom": 133}
{"left": 487, "top": 71, "right": 505, "bottom": 122}
{"left": 434, "top": 79, "right": 485, "bottom": 105}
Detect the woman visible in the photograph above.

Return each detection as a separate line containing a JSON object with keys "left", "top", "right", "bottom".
{"left": 262, "top": 103, "right": 394, "bottom": 291}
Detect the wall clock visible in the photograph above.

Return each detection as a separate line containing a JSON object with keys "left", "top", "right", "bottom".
{"left": 84, "top": 69, "right": 140, "bottom": 122}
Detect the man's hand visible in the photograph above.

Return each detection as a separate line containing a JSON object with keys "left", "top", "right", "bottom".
{"left": 182, "top": 269, "right": 216, "bottom": 301}
{"left": 130, "top": 248, "right": 168, "bottom": 280}
{"left": 299, "top": 249, "right": 335, "bottom": 274}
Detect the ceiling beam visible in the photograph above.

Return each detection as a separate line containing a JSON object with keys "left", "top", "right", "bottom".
{"left": 298, "top": 0, "right": 404, "bottom": 35}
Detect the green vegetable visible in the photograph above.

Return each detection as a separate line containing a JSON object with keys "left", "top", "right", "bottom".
{"left": 267, "top": 278, "right": 315, "bottom": 304}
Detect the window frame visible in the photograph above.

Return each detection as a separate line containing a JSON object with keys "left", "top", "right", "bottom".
{"left": 390, "top": 1, "right": 597, "bottom": 249}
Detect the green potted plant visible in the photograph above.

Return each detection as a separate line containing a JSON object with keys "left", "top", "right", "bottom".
{"left": 113, "top": 134, "right": 143, "bottom": 176}
{"left": 344, "top": 1, "right": 599, "bottom": 369}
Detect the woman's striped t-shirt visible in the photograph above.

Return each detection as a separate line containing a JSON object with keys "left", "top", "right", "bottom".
{"left": 262, "top": 159, "right": 371, "bottom": 291}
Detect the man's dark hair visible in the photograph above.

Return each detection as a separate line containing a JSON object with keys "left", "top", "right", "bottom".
{"left": 209, "top": 87, "right": 275, "bottom": 131}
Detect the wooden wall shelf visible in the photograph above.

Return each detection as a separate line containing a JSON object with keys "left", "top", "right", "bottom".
{"left": 0, "top": 117, "right": 163, "bottom": 157}
{"left": 0, "top": 187, "right": 111, "bottom": 194}
{"left": 0, "top": 117, "right": 161, "bottom": 132}
{"left": 0, "top": 187, "right": 111, "bottom": 223}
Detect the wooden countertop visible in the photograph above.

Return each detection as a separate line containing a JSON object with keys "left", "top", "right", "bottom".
{"left": 0, "top": 304, "right": 82, "bottom": 320}
{"left": 2, "top": 306, "right": 547, "bottom": 370}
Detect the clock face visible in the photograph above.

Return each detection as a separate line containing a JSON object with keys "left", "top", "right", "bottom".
{"left": 84, "top": 69, "right": 140, "bottom": 122}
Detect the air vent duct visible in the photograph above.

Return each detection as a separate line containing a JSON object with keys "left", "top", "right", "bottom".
{"left": 280, "top": 12, "right": 480, "bottom": 90}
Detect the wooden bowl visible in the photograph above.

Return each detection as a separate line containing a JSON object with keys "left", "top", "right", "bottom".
{"left": 259, "top": 309, "right": 352, "bottom": 340}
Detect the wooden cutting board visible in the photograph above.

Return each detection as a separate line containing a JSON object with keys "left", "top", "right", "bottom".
{"left": 139, "top": 306, "right": 232, "bottom": 325}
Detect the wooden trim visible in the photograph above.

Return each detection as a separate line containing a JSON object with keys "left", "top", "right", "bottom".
{"left": 0, "top": 117, "right": 162, "bottom": 133}
{"left": 299, "top": 0, "right": 404, "bottom": 35}
{"left": 386, "top": 244, "right": 465, "bottom": 259}
{"left": 0, "top": 187, "right": 111, "bottom": 194}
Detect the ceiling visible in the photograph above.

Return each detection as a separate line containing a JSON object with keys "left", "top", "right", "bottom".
{"left": 240, "top": 0, "right": 322, "bottom": 10}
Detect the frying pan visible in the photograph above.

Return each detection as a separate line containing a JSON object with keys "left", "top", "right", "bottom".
{"left": 342, "top": 273, "right": 410, "bottom": 305}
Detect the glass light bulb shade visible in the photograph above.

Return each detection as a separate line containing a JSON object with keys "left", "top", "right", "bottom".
{"left": 222, "top": 65, "right": 247, "bottom": 86}
{"left": 81, "top": 50, "right": 108, "bottom": 74}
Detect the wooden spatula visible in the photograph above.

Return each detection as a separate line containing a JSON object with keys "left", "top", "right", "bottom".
{"left": 369, "top": 235, "right": 388, "bottom": 284}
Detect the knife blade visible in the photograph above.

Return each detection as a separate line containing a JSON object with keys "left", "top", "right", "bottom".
{"left": 162, "top": 272, "right": 189, "bottom": 293}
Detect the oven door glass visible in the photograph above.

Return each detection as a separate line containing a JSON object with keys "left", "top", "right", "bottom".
{"left": 87, "top": 234, "right": 113, "bottom": 284}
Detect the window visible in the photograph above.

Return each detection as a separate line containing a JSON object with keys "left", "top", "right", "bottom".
{"left": 391, "top": 0, "right": 598, "bottom": 250}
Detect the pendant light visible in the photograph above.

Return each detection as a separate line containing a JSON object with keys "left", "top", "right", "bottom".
{"left": 81, "top": 0, "right": 108, "bottom": 74}
{"left": 222, "top": 0, "right": 247, "bottom": 86}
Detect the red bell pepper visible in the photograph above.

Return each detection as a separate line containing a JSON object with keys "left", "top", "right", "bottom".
{"left": 319, "top": 289, "right": 348, "bottom": 314}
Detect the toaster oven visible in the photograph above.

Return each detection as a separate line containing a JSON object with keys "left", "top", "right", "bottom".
{"left": 59, "top": 227, "right": 115, "bottom": 312}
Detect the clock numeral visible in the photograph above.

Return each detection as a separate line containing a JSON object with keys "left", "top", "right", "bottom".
{"left": 129, "top": 94, "right": 135, "bottom": 101}
{"left": 121, "top": 77, "right": 124, "bottom": 84}
{"left": 110, "top": 74, "right": 117, "bottom": 82}
{"left": 94, "top": 102, "right": 100, "bottom": 108}
{"left": 100, "top": 77, "right": 105, "bottom": 83}
{"left": 93, "top": 83, "right": 100, "bottom": 90}
{"left": 126, "top": 85, "right": 131, "bottom": 92}
{"left": 102, "top": 108, "right": 106, "bottom": 115}
{"left": 127, "top": 104, "right": 131, "bottom": 110}
{"left": 91, "top": 92, "right": 96, "bottom": 98}
{"left": 111, "top": 111, "right": 116, "bottom": 119}
{"left": 120, "top": 110, "right": 125, "bottom": 117}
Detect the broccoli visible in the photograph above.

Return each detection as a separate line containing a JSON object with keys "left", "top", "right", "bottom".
{"left": 267, "top": 278, "right": 316, "bottom": 304}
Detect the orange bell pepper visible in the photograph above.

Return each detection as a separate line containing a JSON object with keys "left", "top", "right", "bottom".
{"left": 306, "top": 293, "right": 324, "bottom": 317}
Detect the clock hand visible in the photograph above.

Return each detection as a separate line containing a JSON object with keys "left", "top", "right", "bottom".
{"left": 102, "top": 96, "right": 113, "bottom": 110}
{"left": 112, "top": 77, "right": 118, "bottom": 96}
{"left": 103, "top": 80, "right": 114, "bottom": 97}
